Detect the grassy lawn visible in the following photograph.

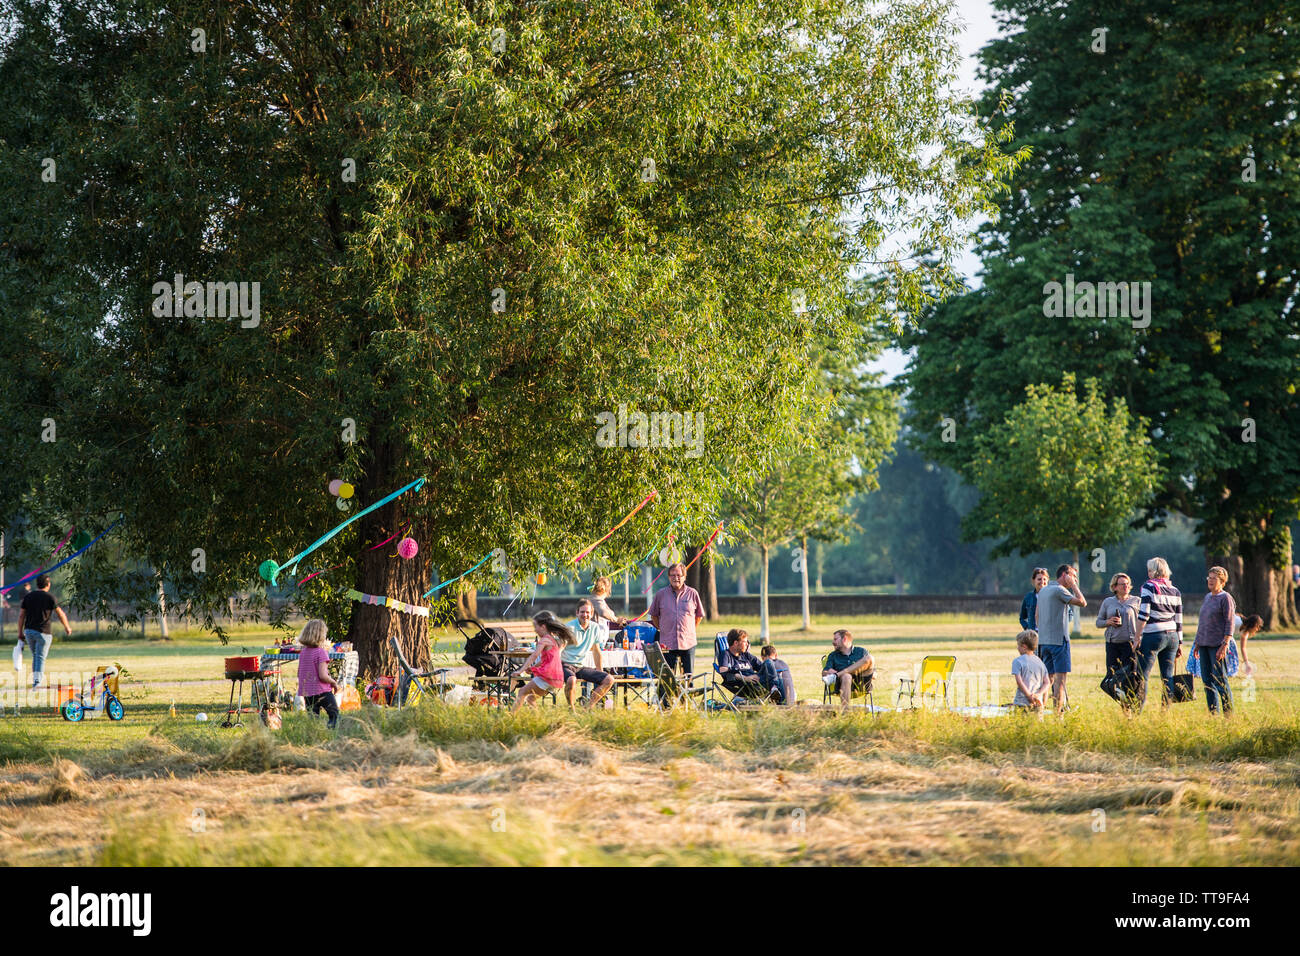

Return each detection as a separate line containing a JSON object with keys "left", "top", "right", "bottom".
{"left": 1, "top": 614, "right": 1298, "bottom": 866}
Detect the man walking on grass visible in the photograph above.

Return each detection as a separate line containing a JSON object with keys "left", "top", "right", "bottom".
{"left": 16, "top": 574, "right": 72, "bottom": 690}
{"left": 1034, "top": 564, "right": 1087, "bottom": 714}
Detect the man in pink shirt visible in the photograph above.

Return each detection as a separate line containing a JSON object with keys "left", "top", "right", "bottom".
{"left": 649, "top": 562, "right": 705, "bottom": 677}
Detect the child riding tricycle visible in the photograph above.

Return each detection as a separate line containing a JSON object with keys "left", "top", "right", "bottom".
{"left": 61, "top": 662, "right": 126, "bottom": 722}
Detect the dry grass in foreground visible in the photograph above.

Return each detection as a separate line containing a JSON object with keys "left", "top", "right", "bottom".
{"left": 1, "top": 705, "right": 1298, "bottom": 866}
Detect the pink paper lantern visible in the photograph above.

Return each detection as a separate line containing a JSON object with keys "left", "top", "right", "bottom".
{"left": 397, "top": 537, "right": 419, "bottom": 560}
{"left": 328, "top": 479, "right": 343, "bottom": 496}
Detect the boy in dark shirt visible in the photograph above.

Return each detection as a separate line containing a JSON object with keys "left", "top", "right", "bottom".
{"left": 758, "top": 645, "right": 796, "bottom": 705}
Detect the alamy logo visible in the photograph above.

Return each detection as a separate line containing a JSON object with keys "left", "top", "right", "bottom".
{"left": 150, "top": 274, "right": 261, "bottom": 328}
{"left": 594, "top": 404, "right": 704, "bottom": 458}
{"left": 49, "top": 886, "right": 151, "bottom": 936}
{"left": 1042, "top": 273, "right": 1151, "bottom": 328}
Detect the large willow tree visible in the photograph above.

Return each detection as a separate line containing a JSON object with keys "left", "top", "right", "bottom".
{"left": 0, "top": 0, "right": 1016, "bottom": 675}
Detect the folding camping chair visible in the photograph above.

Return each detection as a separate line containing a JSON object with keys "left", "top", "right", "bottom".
{"left": 895, "top": 655, "right": 957, "bottom": 710}
{"left": 389, "top": 635, "right": 450, "bottom": 709}
{"left": 710, "top": 633, "right": 777, "bottom": 713}
{"left": 821, "top": 653, "right": 878, "bottom": 713}
{"left": 644, "top": 641, "right": 708, "bottom": 712}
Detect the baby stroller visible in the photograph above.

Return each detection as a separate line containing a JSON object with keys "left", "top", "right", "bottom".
{"left": 62, "top": 662, "right": 125, "bottom": 722}
{"left": 457, "top": 617, "right": 525, "bottom": 703}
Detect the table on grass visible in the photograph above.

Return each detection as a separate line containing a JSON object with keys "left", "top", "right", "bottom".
{"left": 258, "top": 650, "right": 360, "bottom": 706}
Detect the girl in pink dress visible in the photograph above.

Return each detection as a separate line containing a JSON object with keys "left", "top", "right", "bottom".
{"left": 513, "top": 611, "right": 575, "bottom": 710}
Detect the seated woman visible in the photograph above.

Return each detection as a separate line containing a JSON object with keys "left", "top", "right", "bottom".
{"left": 716, "top": 628, "right": 767, "bottom": 699}
{"left": 590, "top": 576, "right": 627, "bottom": 627}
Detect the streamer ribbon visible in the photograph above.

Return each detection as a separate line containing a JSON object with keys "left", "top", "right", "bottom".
{"left": 368, "top": 521, "right": 412, "bottom": 552}
{"left": 422, "top": 551, "right": 495, "bottom": 598}
{"left": 297, "top": 563, "right": 344, "bottom": 586}
{"left": 604, "top": 520, "right": 680, "bottom": 584}
{"left": 3, "top": 519, "right": 122, "bottom": 595}
{"left": 640, "top": 523, "right": 723, "bottom": 594}
{"left": 570, "top": 490, "right": 658, "bottom": 564}
{"left": 269, "top": 477, "right": 426, "bottom": 585}
{"left": 50, "top": 527, "right": 75, "bottom": 558}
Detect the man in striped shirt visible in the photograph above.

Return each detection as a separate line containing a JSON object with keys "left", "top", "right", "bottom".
{"left": 1134, "top": 556, "right": 1183, "bottom": 710}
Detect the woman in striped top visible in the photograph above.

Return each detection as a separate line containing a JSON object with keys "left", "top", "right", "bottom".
{"left": 1134, "top": 556, "right": 1183, "bottom": 711}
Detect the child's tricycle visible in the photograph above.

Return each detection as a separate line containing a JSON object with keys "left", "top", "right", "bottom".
{"left": 61, "top": 663, "right": 125, "bottom": 722}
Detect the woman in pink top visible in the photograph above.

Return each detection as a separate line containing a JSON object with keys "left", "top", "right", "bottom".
{"left": 296, "top": 619, "right": 341, "bottom": 728}
{"left": 513, "top": 611, "right": 575, "bottom": 710}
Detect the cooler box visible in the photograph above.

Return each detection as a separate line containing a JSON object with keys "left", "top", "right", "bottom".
{"left": 623, "top": 622, "right": 657, "bottom": 646}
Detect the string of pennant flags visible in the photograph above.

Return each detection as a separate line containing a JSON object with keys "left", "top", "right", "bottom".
{"left": 343, "top": 588, "right": 430, "bottom": 617}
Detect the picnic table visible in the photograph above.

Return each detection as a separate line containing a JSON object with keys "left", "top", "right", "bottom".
{"left": 259, "top": 649, "right": 360, "bottom": 702}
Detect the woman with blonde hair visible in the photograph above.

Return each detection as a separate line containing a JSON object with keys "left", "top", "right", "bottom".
{"left": 590, "top": 575, "right": 626, "bottom": 626}
{"left": 1134, "top": 557, "right": 1183, "bottom": 710}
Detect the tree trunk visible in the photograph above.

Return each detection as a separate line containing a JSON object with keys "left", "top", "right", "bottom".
{"left": 894, "top": 572, "right": 904, "bottom": 595}
{"left": 736, "top": 572, "right": 748, "bottom": 596}
{"left": 458, "top": 586, "right": 478, "bottom": 622}
{"left": 814, "top": 539, "right": 825, "bottom": 595}
{"left": 799, "top": 535, "right": 811, "bottom": 631}
{"left": 701, "top": 549, "right": 719, "bottom": 621}
{"left": 156, "top": 572, "right": 170, "bottom": 640}
{"left": 642, "top": 564, "right": 653, "bottom": 611}
{"left": 759, "top": 543, "right": 770, "bottom": 643}
{"left": 347, "top": 443, "right": 433, "bottom": 681}
{"left": 1231, "top": 522, "right": 1299, "bottom": 630}
{"left": 623, "top": 570, "right": 631, "bottom": 615}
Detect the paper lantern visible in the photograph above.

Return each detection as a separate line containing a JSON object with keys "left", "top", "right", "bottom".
{"left": 195, "top": 713, "right": 208, "bottom": 722}
{"left": 72, "top": 530, "right": 94, "bottom": 551}
{"left": 335, "top": 497, "right": 350, "bottom": 512}
{"left": 258, "top": 559, "right": 278, "bottom": 582}
{"left": 397, "top": 537, "right": 419, "bottom": 560}
{"left": 338, "top": 482, "right": 355, "bottom": 499}
{"left": 328, "top": 479, "right": 343, "bottom": 496}
{"left": 659, "top": 546, "right": 681, "bottom": 567}
{"left": 536, "top": 572, "right": 547, "bottom": 586}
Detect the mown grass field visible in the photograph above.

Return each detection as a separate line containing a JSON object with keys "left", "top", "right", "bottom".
{"left": 1, "top": 615, "right": 1298, "bottom": 866}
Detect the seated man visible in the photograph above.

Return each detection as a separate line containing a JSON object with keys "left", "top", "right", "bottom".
{"left": 822, "top": 628, "right": 873, "bottom": 708}
{"left": 716, "top": 628, "right": 767, "bottom": 699}
{"left": 564, "top": 599, "right": 614, "bottom": 708}
{"left": 758, "top": 644, "right": 796, "bottom": 705}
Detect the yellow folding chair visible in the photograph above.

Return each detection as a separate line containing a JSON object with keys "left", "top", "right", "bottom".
{"left": 896, "top": 656, "right": 956, "bottom": 710}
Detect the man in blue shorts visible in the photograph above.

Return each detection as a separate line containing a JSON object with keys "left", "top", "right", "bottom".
{"left": 1034, "top": 563, "right": 1087, "bottom": 714}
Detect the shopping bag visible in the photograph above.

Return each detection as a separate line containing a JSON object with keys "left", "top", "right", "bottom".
{"left": 1168, "top": 659, "right": 1196, "bottom": 703}
{"left": 1100, "top": 661, "right": 1139, "bottom": 703}
{"left": 12, "top": 642, "right": 22, "bottom": 672}
{"left": 338, "top": 685, "right": 361, "bottom": 712}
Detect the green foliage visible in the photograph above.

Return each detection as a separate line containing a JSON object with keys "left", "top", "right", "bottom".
{"left": 0, "top": 0, "right": 1018, "bottom": 634}
{"left": 963, "top": 375, "right": 1160, "bottom": 559}
{"left": 904, "top": 0, "right": 1300, "bottom": 560}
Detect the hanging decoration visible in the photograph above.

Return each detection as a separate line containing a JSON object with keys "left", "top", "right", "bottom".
{"left": 258, "top": 477, "right": 426, "bottom": 585}
{"left": 570, "top": 490, "right": 658, "bottom": 564}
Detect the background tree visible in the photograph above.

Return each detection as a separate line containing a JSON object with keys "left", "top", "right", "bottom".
{"left": 906, "top": 0, "right": 1300, "bottom": 626}
{"left": 962, "top": 375, "right": 1159, "bottom": 573}
{"left": 723, "top": 327, "right": 899, "bottom": 638}
{"left": 0, "top": 0, "right": 1017, "bottom": 675}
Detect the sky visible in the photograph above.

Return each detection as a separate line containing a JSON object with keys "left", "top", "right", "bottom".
{"left": 867, "top": 0, "right": 1001, "bottom": 382}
